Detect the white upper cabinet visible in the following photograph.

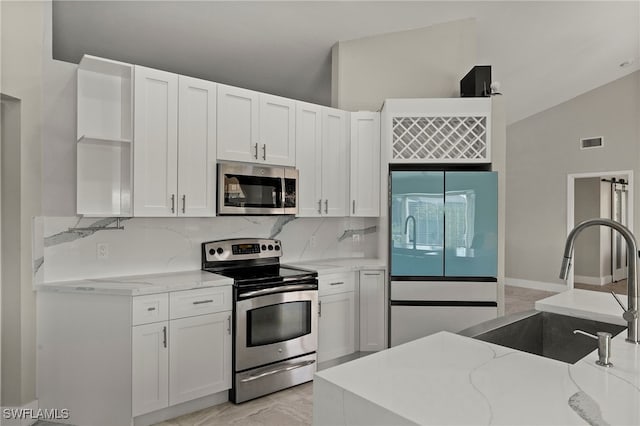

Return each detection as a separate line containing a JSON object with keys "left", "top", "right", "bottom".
{"left": 260, "top": 94, "right": 296, "bottom": 165}
{"left": 295, "top": 102, "right": 323, "bottom": 217}
{"left": 350, "top": 112, "right": 380, "bottom": 217}
{"left": 382, "top": 98, "right": 492, "bottom": 163}
{"left": 321, "top": 107, "right": 350, "bottom": 217}
{"left": 177, "top": 76, "right": 217, "bottom": 217}
{"left": 76, "top": 55, "right": 134, "bottom": 217}
{"left": 296, "top": 103, "right": 350, "bottom": 217}
{"left": 217, "top": 85, "right": 295, "bottom": 166}
{"left": 134, "top": 66, "right": 216, "bottom": 217}
{"left": 133, "top": 66, "right": 179, "bottom": 217}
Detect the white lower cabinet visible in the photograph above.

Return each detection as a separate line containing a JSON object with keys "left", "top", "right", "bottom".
{"left": 358, "top": 270, "right": 387, "bottom": 351}
{"left": 169, "top": 312, "right": 232, "bottom": 405}
{"left": 132, "top": 287, "right": 232, "bottom": 416}
{"left": 132, "top": 322, "right": 169, "bottom": 416}
{"left": 317, "top": 272, "right": 356, "bottom": 363}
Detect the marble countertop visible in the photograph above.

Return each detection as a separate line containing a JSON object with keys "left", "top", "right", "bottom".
{"left": 287, "top": 257, "right": 386, "bottom": 274}
{"left": 37, "top": 257, "right": 386, "bottom": 296}
{"left": 36, "top": 270, "right": 233, "bottom": 296}
{"left": 535, "top": 288, "right": 627, "bottom": 326}
{"left": 314, "top": 289, "right": 640, "bottom": 426}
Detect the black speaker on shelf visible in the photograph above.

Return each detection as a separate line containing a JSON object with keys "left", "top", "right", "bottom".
{"left": 460, "top": 65, "right": 492, "bottom": 97}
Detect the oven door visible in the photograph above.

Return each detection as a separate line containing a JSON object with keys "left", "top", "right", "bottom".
{"left": 235, "top": 287, "right": 318, "bottom": 372}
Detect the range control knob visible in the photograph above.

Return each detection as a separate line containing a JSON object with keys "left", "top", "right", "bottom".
{"left": 208, "top": 249, "right": 215, "bottom": 256}
{"left": 261, "top": 244, "right": 267, "bottom": 251}
{"left": 268, "top": 244, "right": 274, "bottom": 251}
{"left": 216, "top": 247, "right": 224, "bottom": 255}
{"left": 274, "top": 245, "right": 280, "bottom": 251}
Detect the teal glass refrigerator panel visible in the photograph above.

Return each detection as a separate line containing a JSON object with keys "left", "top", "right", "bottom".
{"left": 390, "top": 171, "right": 444, "bottom": 276}
{"left": 444, "top": 171, "right": 498, "bottom": 277}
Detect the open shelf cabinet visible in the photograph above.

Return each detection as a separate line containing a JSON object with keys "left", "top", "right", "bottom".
{"left": 77, "top": 55, "right": 133, "bottom": 216}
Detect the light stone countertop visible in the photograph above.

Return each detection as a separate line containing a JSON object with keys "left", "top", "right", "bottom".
{"left": 36, "top": 270, "right": 233, "bottom": 296}
{"left": 36, "top": 257, "right": 386, "bottom": 296}
{"left": 535, "top": 288, "right": 628, "bottom": 326}
{"left": 314, "top": 288, "right": 640, "bottom": 426}
{"left": 287, "top": 257, "right": 386, "bottom": 275}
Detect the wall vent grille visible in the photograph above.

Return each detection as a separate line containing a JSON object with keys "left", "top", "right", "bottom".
{"left": 580, "top": 137, "right": 603, "bottom": 150}
{"left": 391, "top": 116, "right": 488, "bottom": 161}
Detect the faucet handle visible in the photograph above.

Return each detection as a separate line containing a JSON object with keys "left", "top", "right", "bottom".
{"left": 610, "top": 291, "right": 638, "bottom": 322}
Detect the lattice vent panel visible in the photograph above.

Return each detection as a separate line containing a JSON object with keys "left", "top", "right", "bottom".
{"left": 392, "top": 116, "right": 488, "bottom": 161}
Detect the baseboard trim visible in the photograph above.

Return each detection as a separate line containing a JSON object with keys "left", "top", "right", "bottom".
{"left": 505, "top": 278, "right": 567, "bottom": 293}
{"left": 574, "top": 275, "right": 612, "bottom": 286}
{"left": 1, "top": 400, "right": 39, "bottom": 426}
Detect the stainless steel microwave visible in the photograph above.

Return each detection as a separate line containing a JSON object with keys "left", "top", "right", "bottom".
{"left": 217, "top": 162, "right": 298, "bottom": 215}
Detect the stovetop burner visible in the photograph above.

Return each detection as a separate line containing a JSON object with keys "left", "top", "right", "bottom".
{"left": 204, "top": 264, "right": 316, "bottom": 286}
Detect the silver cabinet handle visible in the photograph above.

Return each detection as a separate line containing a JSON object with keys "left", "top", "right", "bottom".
{"left": 162, "top": 326, "right": 167, "bottom": 348}
{"left": 170, "top": 194, "right": 175, "bottom": 213}
{"left": 318, "top": 300, "right": 322, "bottom": 317}
{"left": 329, "top": 281, "right": 344, "bottom": 286}
{"left": 193, "top": 299, "right": 214, "bottom": 305}
{"left": 352, "top": 200, "right": 356, "bottom": 214}
{"left": 182, "top": 195, "right": 186, "bottom": 213}
{"left": 324, "top": 199, "right": 328, "bottom": 214}
{"left": 147, "top": 307, "right": 156, "bottom": 312}
{"left": 227, "top": 315, "right": 231, "bottom": 335}
{"left": 363, "top": 273, "right": 381, "bottom": 276}
{"left": 318, "top": 199, "right": 322, "bottom": 214}
{"left": 254, "top": 143, "right": 259, "bottom": 159}
{"left": 262, "top": 144, "right": 266, "bottom": 160}
{"left": 239, "top": 359, "right": 316, "bottom": 383}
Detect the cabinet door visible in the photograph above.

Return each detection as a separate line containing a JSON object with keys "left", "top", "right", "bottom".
{"left": 169, "top": 312, "right": 232, "bottom": 405}
{"left": 444, "top": 172, "right": 498, "bottom": 277}
{"left": 133, "top": 66, "right": 178, "bottom": 216}
{"left": 350, "top": 112, "right": 380, "bottom": 217}
{"left": 295, "top": 102, "right": 323, "bottom": 217}
{"left": 318, "top": 292, "right": 355, "bottom": 363}
{"left": 321, "top": 108, "right": 350, "bottom": 217}
{"left": 217, "top": 84, "right": 259, "bottom": 163}
{"left": 260, "top": 94, "right": 295, "bottom": 166}
{"left": 132, "top": 322, "right": 169, "bottom": 416}
{"left": 177, "top": 76, "right": 217, "bottom": 217}
{"left": 359, "top": 270, "right": 386, "bottom": 351}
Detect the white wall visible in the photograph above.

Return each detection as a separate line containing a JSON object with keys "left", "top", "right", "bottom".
{"left": 506, "top": 71, "right": 640, "bottom": 289}
{"left": 331, "top": 18, "right": 476, "bottom": 111}
{"left": 0, "top": 0, "right": 44, "bottom": 407}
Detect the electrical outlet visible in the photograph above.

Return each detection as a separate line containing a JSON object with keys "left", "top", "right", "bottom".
{"left": 309, "top": 236, "right": 317, "bottom": 248}
{"left": 96, "top": 243, "right": 109, "bottom": 260}
{"left": 352, "top": 234, "right": 361, "bottom": 245}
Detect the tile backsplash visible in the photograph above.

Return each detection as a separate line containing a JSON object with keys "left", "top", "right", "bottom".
{"left": 34, "top": 216, "right": 379, "bottom": 283}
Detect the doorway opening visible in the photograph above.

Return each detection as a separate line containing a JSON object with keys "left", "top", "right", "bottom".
{"left": 567, "top": 170, "right": 633, "bottom": 294}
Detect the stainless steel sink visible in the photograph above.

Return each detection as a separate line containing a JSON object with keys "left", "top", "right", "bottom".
{"left": 458, "top": 310, "right": 626, "bottom": 364}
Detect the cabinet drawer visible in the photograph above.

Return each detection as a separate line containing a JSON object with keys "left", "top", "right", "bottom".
{"left": 169, "top": 286, "right": 232, "bottom": 319}
{"left": 132, "top": 293, "right": 169, "bottom": 326}
{"left": 319, "top": 272, "right": 356, "bottom": 296}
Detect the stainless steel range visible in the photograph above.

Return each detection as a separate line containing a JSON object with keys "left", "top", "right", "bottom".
{"left": 201, "top": 238, "right": 318, "bottom": 403}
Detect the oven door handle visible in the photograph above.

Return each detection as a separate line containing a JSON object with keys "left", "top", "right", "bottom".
{"left": 239, "top": 359, "right": 316, "bottom": 383}
{"left": 239, "top": 283, "right": 317, "bottom": 298}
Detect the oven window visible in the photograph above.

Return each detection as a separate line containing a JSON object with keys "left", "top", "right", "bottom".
{"left": 223, "top": 174, "right": 283, "bottom": 208}
{"left": 247, "top": 301, "right": 311, "bottom": 346}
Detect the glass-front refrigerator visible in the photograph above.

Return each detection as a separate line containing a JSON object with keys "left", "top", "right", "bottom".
{"left": 389, "top": 168, "right": 498, "bottom": 346}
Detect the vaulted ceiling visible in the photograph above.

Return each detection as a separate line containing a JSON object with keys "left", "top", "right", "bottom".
{"left": 52, "top": 1, "right": 639, "bottom": 124}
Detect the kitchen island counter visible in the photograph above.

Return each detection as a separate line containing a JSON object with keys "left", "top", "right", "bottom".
{"left": 314, "top": 289, "right": 640, "bottom": 426}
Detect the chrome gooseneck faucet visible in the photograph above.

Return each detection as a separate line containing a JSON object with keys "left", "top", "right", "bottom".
{"left": 404, "top": 215, "right": 417, "bottom": 250}
{"left": 559, "top": 218, "right": 639, "bottom": 344}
